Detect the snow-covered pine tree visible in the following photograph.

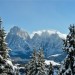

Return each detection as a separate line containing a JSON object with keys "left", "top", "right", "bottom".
{"left": 26, "top": 48, "right": 47, "bottom": 75}
{"left": 37, "top": 48, "right": 47, "bottom": 75}
{"left": 27, "top": 48, "right": 38, "bottom": 75}
{"left": 0, "top": 18, "right": 18, "bottom": 75}
{"left": 48, "top": 62, "right": 53, "bottom": 75}
{"left": 0, "top": 21, "right": 9, "bottom": 59}
{"left": 59, "top": 25, "right": 75, "bottom": 75}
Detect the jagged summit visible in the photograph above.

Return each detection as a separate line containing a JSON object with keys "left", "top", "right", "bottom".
{"left": 9, "top": 26, "right": 30, "bottom": 40}
{"left": 30, "top": 30, "right": 66, "bottom": 39}
{"left": 6, "top": 26, "right": 31, "bottom": 52}
{"left": 10, "top": 26, "right": 20, "bottom": 33}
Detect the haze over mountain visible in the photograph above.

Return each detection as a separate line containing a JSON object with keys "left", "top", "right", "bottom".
{"left": 6, "top": 26, "right": 67, "bottom": 62}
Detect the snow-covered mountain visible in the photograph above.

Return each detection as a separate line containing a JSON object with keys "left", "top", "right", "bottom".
{"left": 6, "top": 26, "right": 32, "bottom": 59}
{"left": 6, "top": 26, "right": 67, "bottom": 62}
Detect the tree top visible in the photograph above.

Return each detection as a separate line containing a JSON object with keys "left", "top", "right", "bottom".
{"left": 0, "top": 17, "right": 2, "bottom": 30}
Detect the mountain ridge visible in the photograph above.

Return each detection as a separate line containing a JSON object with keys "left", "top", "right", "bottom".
{"left": 30, "top": 30, "right": 66, "bottom": 39}
{"left": 6, "top": 26, "right": 67, "bottom": 62}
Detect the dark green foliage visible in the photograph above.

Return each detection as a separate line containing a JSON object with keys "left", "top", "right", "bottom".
{"left": 48, "top": 62, "right": 53, "bottom": 75}
{"left": 59, "top": 25, "right": 75, "bottom": 75}
{"left": 26, "top": 48, "right": 54, "bottom": 75}
{"left": 0, "top": 28, "right": 9, "bottom": 59}
{"left": 0, "top": 18, "right": 14, "bottom": 74}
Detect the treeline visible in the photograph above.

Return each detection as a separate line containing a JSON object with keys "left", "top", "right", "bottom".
{"left": 0, "top": 18, "right": 75, "bottom": 75}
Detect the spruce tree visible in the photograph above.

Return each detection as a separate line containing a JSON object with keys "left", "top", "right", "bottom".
{"left": 26, "top": 48, "right": 47, "bottom": 75}
{"left": 27, "top": 48, "right": 38, "bottom": 75}
{"left": 0, "top": 18, "right": 17, "bottom": 75}
{"left": 0, "top": 27, "right": 9, "bottom": 59}
{"left": 37, "top": 48, "right": 46, "bottom": 75}
{"left": 48, "top": 62, "right": 53, "bottom": 75}
{"left": 59, "top": 25, "right": 75, "bottom": 75}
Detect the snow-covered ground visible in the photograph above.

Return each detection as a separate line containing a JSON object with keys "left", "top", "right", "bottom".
{"left": 50, "top": 54, "right": 61, "bottom": 57}
{"left": 45, "top": 60, "right": 60, "bottom": 66}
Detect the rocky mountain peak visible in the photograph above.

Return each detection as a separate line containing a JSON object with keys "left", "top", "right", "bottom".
{"left": 9, "top": 26, "right": 30, "bottom": 40}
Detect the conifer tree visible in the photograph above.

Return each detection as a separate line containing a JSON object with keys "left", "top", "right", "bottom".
{"left": 59, "top": 25, "right": 75, "bottom": 75}
{"left": 0, "top": 26, "right": 9, "bottom": 59}
{"left": 37, "top": 48, "right": 46, "bottom": 75}
{"left": 48, "top": 62, "right": 53, "bottom": 75}
{"left": 26, "top": 48, "right": 47, "bottom": 75}
{"left": 0, "top": 18, "right": 17, "bottom": 75}
{"left": 27, "top": 48, "right": 38, "bottom": 75}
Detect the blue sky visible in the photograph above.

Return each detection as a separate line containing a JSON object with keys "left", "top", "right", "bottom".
{"left": 0, "top": 0, "right": 75, "bottom": 34}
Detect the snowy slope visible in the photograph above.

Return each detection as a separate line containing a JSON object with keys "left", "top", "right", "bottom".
{"left": 45, "top": 60, "right": 60, "bottom": 66}
{"left": 6, "top": 26, "right": 67, "bottom": 62}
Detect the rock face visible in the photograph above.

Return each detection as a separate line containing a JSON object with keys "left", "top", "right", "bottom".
{"left": 6, "top": 26, "right": 67, "bottom": 62}
{"left": 6, "top": 26, "right": 32, "bottom": 59}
